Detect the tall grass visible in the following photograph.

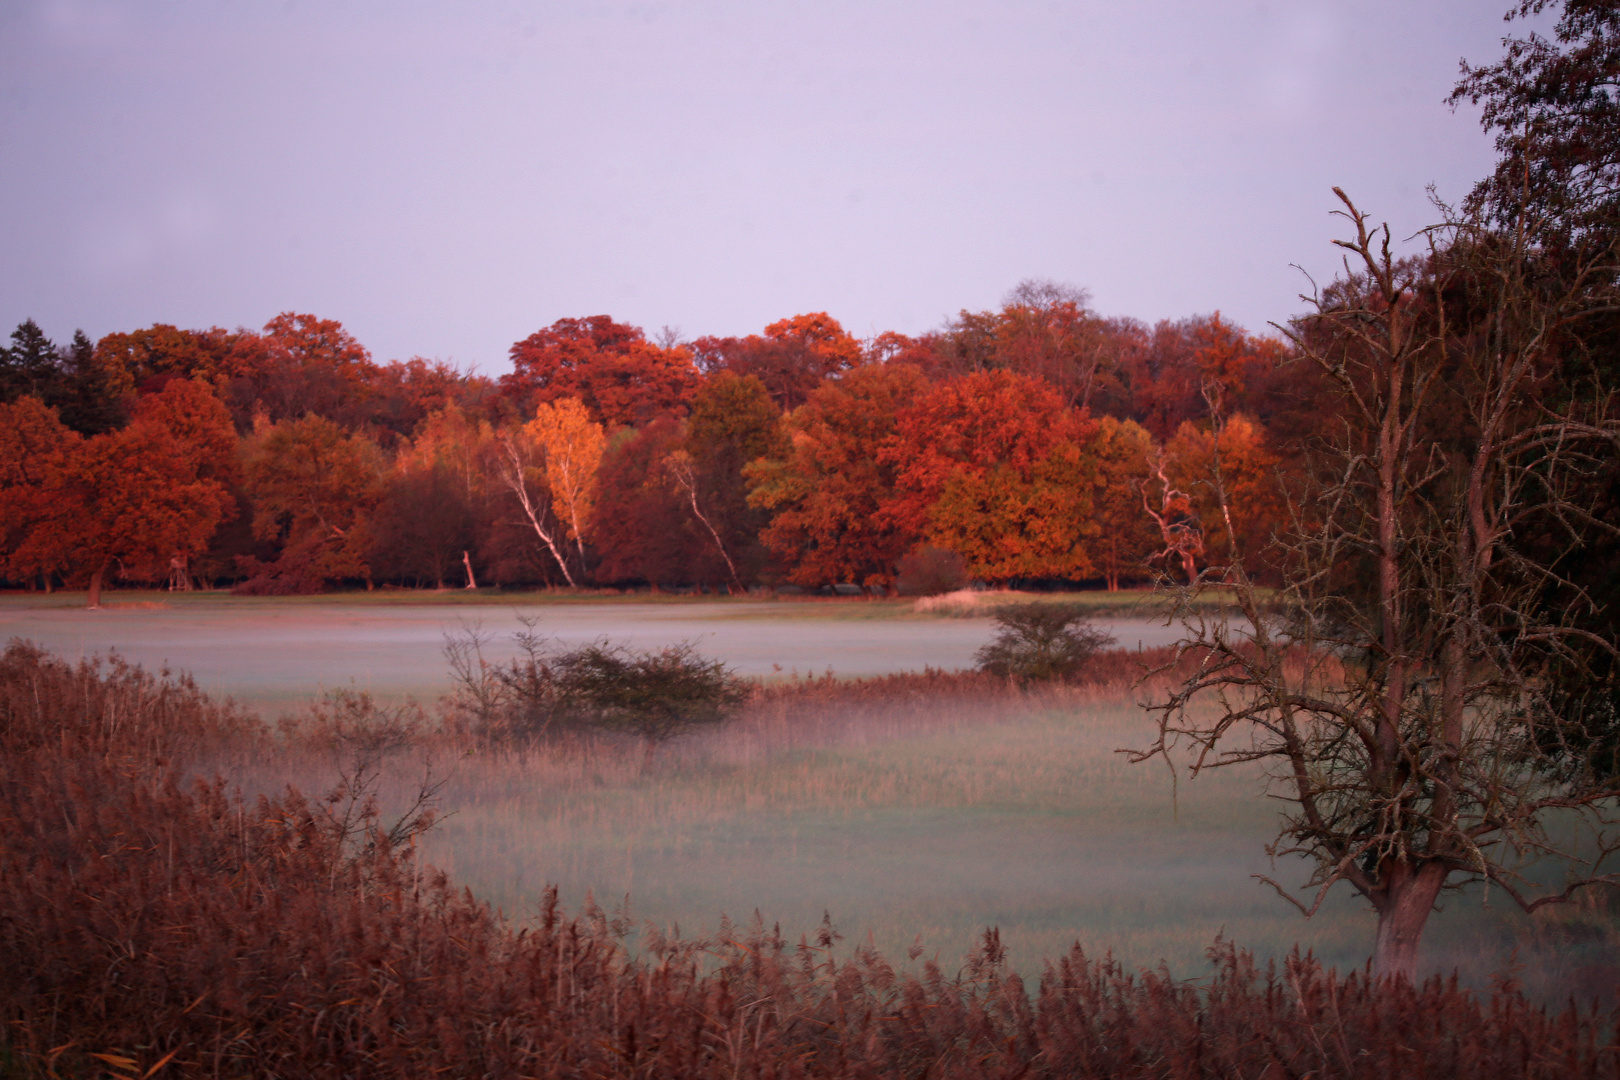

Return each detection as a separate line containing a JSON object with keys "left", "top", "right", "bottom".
{"left": 4, "top": 640, "right": 1619, "bottom": 1077}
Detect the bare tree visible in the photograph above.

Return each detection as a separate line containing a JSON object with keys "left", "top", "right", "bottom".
{"left": 1134, "top": 189, "right": 1620, "bottom": 981}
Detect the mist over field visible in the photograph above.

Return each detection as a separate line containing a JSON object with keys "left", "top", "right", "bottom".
{"left": 0, "top": 593, "right": 1183, "bottom": 714}
{"left": 34, "top": 594, "right": 1583, "bottom": 995}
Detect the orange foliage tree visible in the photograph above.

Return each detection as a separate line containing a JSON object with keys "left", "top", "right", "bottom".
{"left": 240, "top": 414, "right": 384, "bottom": 591}
{"left": 393, "top": 403, "right": 495, "bottom": 502}
{"left": 1091, "top": 416, "right": 1161, "bottom": 590}
{"left": 526, "top": 398, "right": 606, "bottom": 570}
{"left": 747, "top": 363, "right": 928, "bottom": 591}
{"left": 0, "top": 397, "right": 83, "bottom": 590}
{"left": 883, "top": 371, "right": 1101, "bottom": 584}
{"left": 219, "top": 313, "right": 381, "bottom": 430}
{"left": 504, "top": 316, "right": 699, "bottom": 429}
{"left": 691, "top": 312, "right": 860, "bottom": 410}
{"left": 0, "top": 382, "right": 237, "bottom": 605}
{"left": 1164, "top": 414, "right": 1284, "bottom": 575}
{"left": 93, "top": 323, "right": 243, "bottom": 399}
{"left": 993, "top": 280, "right": 1112, "bottom": 409}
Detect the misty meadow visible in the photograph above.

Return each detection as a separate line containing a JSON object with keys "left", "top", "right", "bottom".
{"left": 6, "top": 0, "right": 1620, "bottom": 1076}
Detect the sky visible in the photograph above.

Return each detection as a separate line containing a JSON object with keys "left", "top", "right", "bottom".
{"left": 0, "top": 0, "right": 1531, "bottom": 375}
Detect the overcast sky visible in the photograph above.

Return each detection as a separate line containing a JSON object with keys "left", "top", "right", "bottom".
{"left": 1, "top": 1, "right": 1528, "bottom": 374}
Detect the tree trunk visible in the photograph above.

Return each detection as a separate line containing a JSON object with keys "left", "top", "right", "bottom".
{"left": 87, "top": 564, "right": 107, "bottom": 609}
{"left": 1371, "top": 860, "right": 1448, "bottom": 981}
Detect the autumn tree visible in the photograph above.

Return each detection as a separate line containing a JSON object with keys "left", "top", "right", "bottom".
{"left": 1105, "top": 313, "right": 1281, "bottom": 441}
{"left": 240, "top": 414, "right": 384, "bottom": 591}
{"left": 929, "top": 282, "right": 1119, "bottom": 409}
{"left": 370, "top": 467, "right": 477, "bottom": 589}
{"left": 0, "top": 397, "right": 82, "bottom": 590}
{"left": 691, "top": 312, "right": 860, "bottom": 410}
{"left": 1140, "top": 190, "right": 1620, "bottom": 980}
{"left": 396, "top": 403, "right": 495, "bottom": 504}
{"left": 0, "top": 382, "right": 237, "bottom": 605}
{"left": 1451, "top": 0, "right": 1620, "bottom": 251}
{"left": 747, "top": 362, "right": 929, "bottom": 591}
{"left": 862, "top": 330, "right": 945, "bottom": 373}
{"left": 381, "top": 403, "right": 497, "bottom": 588}
{"left": 1164, "top": 413, "right": 1285, "bottom": 578}
{"left": 995, "top": 279, "right": 1114, "bottom": 409}
{"left": 504, "top": 316, "right": 699, "bottom": 429}
{"left": 590, "top": 416, "right": 705, "bottom": 586}
{"left": 526, "top": 397, "right": 606, "bottom": 571}
{"left": 489, "top": 420, "right": 579, "bottom": 587}
{"left": 93, "top": 323, "right": 241, "bottom": 399}
{"left": 1090, "top": 416, "right": 1161, "bottom": 591}
{"left": 883, "top": 370, "right": 1100, "bottom": 584}
{"left": 667, "top": 372, "right": 784, "bottom": 590}
{"left": 1450, "top": 0, "right": 1620, "bottom": 689}
{"left": 223, "top": 313, "right": 381, "bottom": 430}
{"left": 368, "top": 357, "right": 494, "bottom": 444}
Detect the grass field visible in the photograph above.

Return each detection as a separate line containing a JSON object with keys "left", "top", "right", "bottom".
{"left": 6, "top": 589, "right": 1612, "bottom": 999}
{"left": 230, "top": 666, "right": 1620, "bottom": 1000}
{"left": 0, "top": 588, "right": 1185, "bottom": 715}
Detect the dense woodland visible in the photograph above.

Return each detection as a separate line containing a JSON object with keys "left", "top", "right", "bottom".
{"left": 0, "top": 293, "right": 1312, "bottom": 602}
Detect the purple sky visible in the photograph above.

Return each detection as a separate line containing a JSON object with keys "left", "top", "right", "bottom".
{"left": 1, "top": 1, "right": 1526, "bottom": 374}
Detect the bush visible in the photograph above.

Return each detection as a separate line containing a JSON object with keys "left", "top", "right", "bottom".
{"left": 444, "top": 619, "right": 747, "bottom": 745}
{"left": 896, "top": 545, "right": 969, "bottom": 596}
{"left": 551, "top": 640, "right": 749, "bottom": 743}
{"left": 975, "top": 602, "right": 1116, "bottom": 682}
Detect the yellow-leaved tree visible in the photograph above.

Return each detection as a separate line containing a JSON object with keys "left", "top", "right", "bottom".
{"left": 525, "top": 397, "right": 605, "bottom": 573}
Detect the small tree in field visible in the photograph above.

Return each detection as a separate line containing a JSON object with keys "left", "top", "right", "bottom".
{"left": 1137, "top": 187, "right": 1620, "bottom": 981}
{"left": 975, "top": 603, "right": 1115, "bottom": 683}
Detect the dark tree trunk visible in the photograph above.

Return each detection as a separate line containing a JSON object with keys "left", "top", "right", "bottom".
{"left": 1372, "top": 860, "right": 1448, "bottom": 981}
{"left": 87, "top": 564, "right": 107, "bottom": 609}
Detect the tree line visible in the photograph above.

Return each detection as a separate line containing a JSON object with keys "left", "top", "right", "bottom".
{"left": 0, "top": 294, "right": 1316, "bottom": 603}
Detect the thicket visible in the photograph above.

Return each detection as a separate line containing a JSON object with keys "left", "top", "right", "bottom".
{"left": 974, "top": 603, "right": 1118, "bottom": 683}
{"left": 3, "top": 640, "right": 1619, "bottom": 1078}
{"left": 441, "top": 619, "right": 748, "bottom": 746}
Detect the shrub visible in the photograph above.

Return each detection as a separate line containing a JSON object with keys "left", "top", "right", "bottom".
{"left": 552, "top": 639, "right": 749, "bottom": 743}
{"left": 443, "top": 619, "right": 746, "bottom": 746}
{"left": 975, "top": 602, "right": 1116, "bottom": 682}
{"left": 896, "top": 544, "right": 969, "bottom": 596}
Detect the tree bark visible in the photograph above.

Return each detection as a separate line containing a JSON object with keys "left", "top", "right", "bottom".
{"left": 1372, "top": 860, "right": 1448, "bottom": 981}
{"left": 87, "top": 563, "right": 107, "bottom": 609}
